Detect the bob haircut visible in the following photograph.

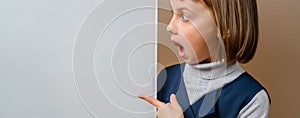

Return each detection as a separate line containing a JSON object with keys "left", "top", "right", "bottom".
{"left": 203, "top": 0, "right": 259, "bottom": 64}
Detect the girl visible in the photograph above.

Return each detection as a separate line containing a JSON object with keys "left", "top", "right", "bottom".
{"left": 139, "top": 0, "right": 270, "bottom": 118}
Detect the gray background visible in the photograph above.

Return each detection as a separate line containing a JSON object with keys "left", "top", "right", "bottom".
{"left": 0, "top": 0, "right": 156, "bottom": 117}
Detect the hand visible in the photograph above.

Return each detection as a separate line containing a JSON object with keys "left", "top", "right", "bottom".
{"left": 138, "top": 94, "right": 184, "bottom": 118}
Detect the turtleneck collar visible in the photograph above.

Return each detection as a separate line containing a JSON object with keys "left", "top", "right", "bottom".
{"left": 182, "top": 60, "right": 245, "bottom": 104}
{"left": 184, "top": 60, "right": 240, "bottom": 80}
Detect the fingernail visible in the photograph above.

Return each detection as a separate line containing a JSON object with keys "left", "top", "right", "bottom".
{"left": 171, "top": 94, "right": 176, "bottom": 99}
{"left": 138, "top": 94, "right": 144, "bottom": 98}
{"left": 171, "top": 94, "right": 175, "bottom": 98}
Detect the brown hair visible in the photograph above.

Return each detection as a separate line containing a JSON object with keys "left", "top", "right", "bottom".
{"left": 203, "top": 0, "right": 259, "bottom": 64}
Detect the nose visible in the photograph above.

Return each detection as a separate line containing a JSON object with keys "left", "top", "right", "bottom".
{"left": 166, "top": 16, "right": 177, "bottom": 35}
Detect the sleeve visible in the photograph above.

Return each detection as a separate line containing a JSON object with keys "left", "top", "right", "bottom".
{"left": 237, "top": 90, "right": 270, "bottom": 118}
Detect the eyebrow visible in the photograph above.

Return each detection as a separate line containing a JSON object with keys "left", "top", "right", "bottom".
{"left": 169, "top": 0, "right": 198, "bottom": 13}
{"left": 171, "top": 7, "right": 194, "bottom": 14}
{"left": 170, "top": 0, "right": 198, "bottom": 12}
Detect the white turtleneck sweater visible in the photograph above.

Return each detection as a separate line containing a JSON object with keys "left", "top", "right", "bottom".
{"left": 183, "top": 61, "right": 270, "bottom": 118}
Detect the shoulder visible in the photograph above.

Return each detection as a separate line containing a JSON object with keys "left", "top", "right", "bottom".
{"left": 222, "top": 72, "right": 269, "bottom": 103}
{"left": 218, "top": 72, "right": 271, "bottom": 117}
{"left": 237, "top": 90, "right": 270, "bottom": 118}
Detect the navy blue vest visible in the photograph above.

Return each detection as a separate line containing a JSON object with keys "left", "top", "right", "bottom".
{"left": 157, "top": 63, "right": 270, "bottom": 118}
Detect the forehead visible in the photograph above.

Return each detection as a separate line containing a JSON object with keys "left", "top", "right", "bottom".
{"left": 169, "top": 0, "right": 199, "bottom": 10}
{"left": 169, "top": 0, "right": 204, "bottom": 14}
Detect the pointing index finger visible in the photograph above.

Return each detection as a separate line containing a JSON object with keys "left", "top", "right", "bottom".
{"left": 138, "top": 94, "right": 166, "bottom": 109}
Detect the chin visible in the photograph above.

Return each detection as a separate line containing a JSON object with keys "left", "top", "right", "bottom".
{"left": 183, "top": 58, "right": 198, "bottom": 65}
{"left": 184, "top": 57, "right": 211, "bottom": 65}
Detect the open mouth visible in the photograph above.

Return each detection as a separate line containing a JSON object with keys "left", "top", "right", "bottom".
{"left": 177, "top": 44, "right": 186, "bottom": 57}
{"left": 171, "top": 38, "right": 186, "bottom": 57}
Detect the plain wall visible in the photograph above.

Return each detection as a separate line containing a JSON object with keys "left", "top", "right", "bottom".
{"left": 158, "top": 0, "right": 300, "bottom": 117}
{"left": 0, "top": 0, "right": 156, "bottom": 117}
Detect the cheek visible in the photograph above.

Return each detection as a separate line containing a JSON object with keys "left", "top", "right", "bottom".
{"left": 182, "top": 27, "right": 210, "bottom": 60}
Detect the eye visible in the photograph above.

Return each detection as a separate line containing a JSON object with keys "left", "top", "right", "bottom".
{"left": 181, "top": 12, "right": 189, "bottom": 21}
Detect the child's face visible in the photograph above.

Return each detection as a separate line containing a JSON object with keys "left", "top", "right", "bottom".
{"left": 167, "top": 0, "right": 216, "bottom": 64}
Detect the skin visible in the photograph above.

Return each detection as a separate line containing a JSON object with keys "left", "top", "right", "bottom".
{"left": 168, "top": 0, "right": 213, "bottom": 65}
{"left": 139, "top": 0, "right": 216, "bottom": 117}
{"left": 138, "top": 94, "right": 184, "bottom": 118}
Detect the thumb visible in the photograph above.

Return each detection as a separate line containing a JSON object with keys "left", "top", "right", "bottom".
{"left": 170, "top": 94, "right": 180, "bottom": 106}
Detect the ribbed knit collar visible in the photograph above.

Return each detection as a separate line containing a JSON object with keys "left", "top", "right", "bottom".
{"left": 184, "top": 60, "right": 239, "bottom": 80}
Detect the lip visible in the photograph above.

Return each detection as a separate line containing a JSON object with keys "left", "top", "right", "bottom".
{"left": 177, "top": 45, "right": 185, "bottom": 57}
{"left": 170, "top": 38, "right": 186, "bottom": 57}
{"left": 170, "top": 38, "right": 180, "bottom": 45}
{"left": 170, "top": 38, "right": 179, "bottom": 47}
